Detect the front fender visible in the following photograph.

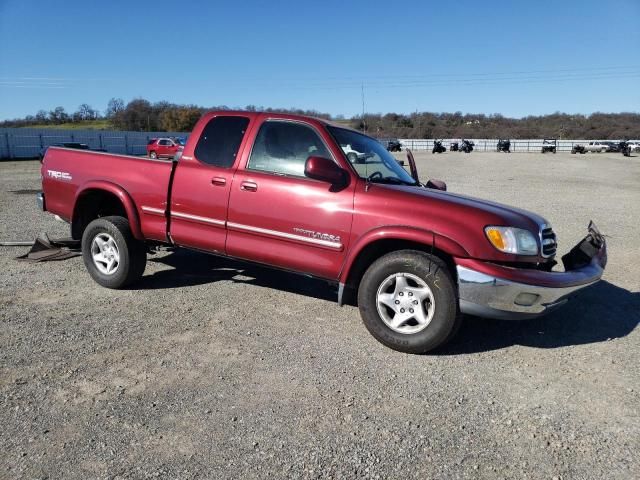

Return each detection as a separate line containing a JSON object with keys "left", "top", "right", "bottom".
{"left": 74, "top": 180, "right": 144, "bottom": 240}
{"left": 338, "top": 225, "right": 469, "bottom": 284}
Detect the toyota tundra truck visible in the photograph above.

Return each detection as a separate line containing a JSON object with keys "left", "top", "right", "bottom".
{"left": 38, "top": 111, "right": 607, "bottom": 353}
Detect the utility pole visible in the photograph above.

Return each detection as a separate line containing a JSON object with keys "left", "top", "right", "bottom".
{"left": 361, "top": 83, "right": 366, "bottom": 134}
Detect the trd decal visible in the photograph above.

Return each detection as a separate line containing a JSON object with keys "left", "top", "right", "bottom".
{"left": 47, "top": 170, "right": 72, "bottom": 181}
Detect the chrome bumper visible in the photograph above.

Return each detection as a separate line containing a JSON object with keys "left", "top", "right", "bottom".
{"left": 456, "top": 265, "right": 600, "bottom": 320}
{"left": 36, "top": 191, "right": 45, "bottom": 211}
{"left": 457, "top": 222, "right": 606, "bottom": 320}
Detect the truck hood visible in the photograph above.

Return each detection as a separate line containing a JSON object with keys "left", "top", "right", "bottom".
{"left": 363, "top": 182, "right": 552, "bottom": 262}
{"left": 379, "top": 183, "right": 548, "bottom": 229}
{"left": 426, "top": 188, "right": 549, "bottom": 228}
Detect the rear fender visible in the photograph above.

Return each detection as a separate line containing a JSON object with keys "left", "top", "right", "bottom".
{"left": 73, "top": 180, "right": 143, "bottom": 240}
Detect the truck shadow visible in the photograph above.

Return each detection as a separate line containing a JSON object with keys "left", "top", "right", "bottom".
{"left": 440, "top": 280, "right": 639, "bottom": 354}
{"left": 135, "top": 249, "right": 336, "bottom": 302}
{"left": 137, "top": 250, "right": 638, "bottom": 352}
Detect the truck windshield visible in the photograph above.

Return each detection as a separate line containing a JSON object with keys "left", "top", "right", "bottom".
{"left": 327, "top": 126, "right": 417, "bottom": 186}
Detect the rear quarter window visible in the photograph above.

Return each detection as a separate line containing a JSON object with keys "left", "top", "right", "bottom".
{"left": 194, "top": 116, "right": 250, "bottom": 168}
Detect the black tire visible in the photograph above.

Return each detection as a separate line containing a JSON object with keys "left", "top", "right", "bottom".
{"left": 149, "top": 151, "right": 157, "bottom": 159}
{"left": 347, "top": 152, "right": 358, "bottom": 164}
{"left": 357, "top": 250, "right": 460, "bottom": 354}
{"left": 81, "top": 216, "right": 146, "bottom": 289}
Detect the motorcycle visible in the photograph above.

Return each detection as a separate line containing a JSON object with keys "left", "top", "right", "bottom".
{"left": 432, "top": 140, "right": 446, "bottom": 154}
{"left": 449, "top": 142, "right": 459, "bottom": 152}
{"left": 460, "top": 139, "right": 474, "bottom": 153}
{"left": 497, "top": 139, "right": 511, "bottom": 153}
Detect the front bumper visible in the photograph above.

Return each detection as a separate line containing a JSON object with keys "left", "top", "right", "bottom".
{"left": 456, "top": 224, "right": 607, "bottom": 320}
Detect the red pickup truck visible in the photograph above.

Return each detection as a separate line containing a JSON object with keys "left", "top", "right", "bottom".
{"left": 38, "top": 111, "right": 607, "bottom": 353}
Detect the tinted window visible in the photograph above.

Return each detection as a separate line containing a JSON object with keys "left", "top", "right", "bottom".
{"left": 195, "top": 116, "right": 250, "bottom": 167}
{"left": 247, "top": 121, "right": 331, "bottom": 177}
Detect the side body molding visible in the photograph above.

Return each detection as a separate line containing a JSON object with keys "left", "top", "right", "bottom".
{"left": 73, "top": 180, "right": 144, "bottom": 240}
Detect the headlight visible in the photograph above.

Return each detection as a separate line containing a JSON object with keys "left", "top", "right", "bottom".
{"left": 484, "top": 226, "right": 539, "bottom": 255}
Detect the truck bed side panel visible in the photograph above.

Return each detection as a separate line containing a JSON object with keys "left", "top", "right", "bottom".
{"left": 41, "top": 148, "right": 173, "bottom": 241}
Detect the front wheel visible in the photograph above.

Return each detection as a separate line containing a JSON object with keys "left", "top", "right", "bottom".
{"left": 357, "top": 250, "right": 460, "bottom": 354}
{"left": 82, "top": 216, "right": 147, "bottom": 289}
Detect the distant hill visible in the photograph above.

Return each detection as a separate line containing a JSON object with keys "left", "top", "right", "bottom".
{"left": 2, "top": 99, "right": 638, "bottom": 139}
{"left": 17, "top": 119, "right": 113, "bottom": 130}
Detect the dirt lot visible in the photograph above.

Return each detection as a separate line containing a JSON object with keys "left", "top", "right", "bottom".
{"left": 1, "top": 151, "right": 639, "bottom": 479}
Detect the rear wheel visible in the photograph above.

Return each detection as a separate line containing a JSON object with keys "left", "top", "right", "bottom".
{"left": 357, "top": 250, "right": 460, "bottom": 354}
{"left": 149, "top": 151, "right": 157, "bottom": 159}
{"left": 82, "top": 216, "right": 146, "bottom": 289}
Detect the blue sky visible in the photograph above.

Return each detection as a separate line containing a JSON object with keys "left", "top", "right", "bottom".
{"left": 1, "top": 0, "right": 639, "bottom": 120}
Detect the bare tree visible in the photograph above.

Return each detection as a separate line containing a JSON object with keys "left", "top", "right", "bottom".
{"left": 105, "top": 98, "right": 125, "bottom": 119}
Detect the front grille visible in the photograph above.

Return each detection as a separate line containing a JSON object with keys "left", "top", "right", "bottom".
{"left": 541, "top": 227, "right": 557, "bottom": 257}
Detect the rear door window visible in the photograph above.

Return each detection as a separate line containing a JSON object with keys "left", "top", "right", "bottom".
{"left": 194, "top": 116, "right": 250, "bottom": 168}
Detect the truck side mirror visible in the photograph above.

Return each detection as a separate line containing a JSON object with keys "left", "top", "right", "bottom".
{"left": 305, "top": 156, "right": 348, "bottom": 187}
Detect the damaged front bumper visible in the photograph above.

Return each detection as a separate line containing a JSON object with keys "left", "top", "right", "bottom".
{"left": 456, "top": 223, "right": 607, "bottom": 320}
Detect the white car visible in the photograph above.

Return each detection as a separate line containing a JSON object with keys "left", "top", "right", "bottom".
{"left": 625, "top": 141, "right": 640, "bottom": 152}
{"left": 341, "top": 144, "right": 371, "bottom": 163}
{"left": 584, "top": 141, "right": 610, "bottom": 153}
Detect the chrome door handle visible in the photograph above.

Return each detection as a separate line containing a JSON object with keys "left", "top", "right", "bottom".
{"left": 211, "top": 176, "right": 226, "bottom": 186}
{"left": 240, "top": 181, "right": 258, "bottom": 192}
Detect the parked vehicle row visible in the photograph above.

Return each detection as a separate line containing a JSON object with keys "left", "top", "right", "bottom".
{"left": 381, "top": 137, "right": 638, "bottom": 155}
{"left": 572, "top": 140, "right": 640, "bottom": 156}
{"left": 39, "top": 111, "right": 606, "bottom": 354}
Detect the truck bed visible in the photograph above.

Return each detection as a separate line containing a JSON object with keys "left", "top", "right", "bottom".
{"left": 41, "top": 148, "right": 173, "bottom": 242}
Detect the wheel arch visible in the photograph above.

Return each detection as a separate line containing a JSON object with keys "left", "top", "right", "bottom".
{"left": 338, "top": 226, "right": 468, "bottom": 306}
{"left": 72, "top": 181, "right": 143, "bottom": 241}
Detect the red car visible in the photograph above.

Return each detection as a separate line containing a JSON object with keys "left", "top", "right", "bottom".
{"left": 38, "top": 111, "right": 606, "bottom": 353}
{"left": 146, "top": 137, "right": 184, "bottom": 159}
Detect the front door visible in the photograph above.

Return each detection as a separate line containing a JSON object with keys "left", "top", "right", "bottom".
{"left": 226, "top": 119, "right": 355, "bottom": 280}
{"left": 169, "top": 114, "right": 252, "bottom": 253}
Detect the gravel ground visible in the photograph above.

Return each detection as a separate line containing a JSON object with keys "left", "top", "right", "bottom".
{"left": 1, "top": 152, "right": 638, "bottom": 479}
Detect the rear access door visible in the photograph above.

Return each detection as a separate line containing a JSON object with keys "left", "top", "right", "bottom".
{"left": 169, "top": 114, "right": 253, "bottom": 254}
